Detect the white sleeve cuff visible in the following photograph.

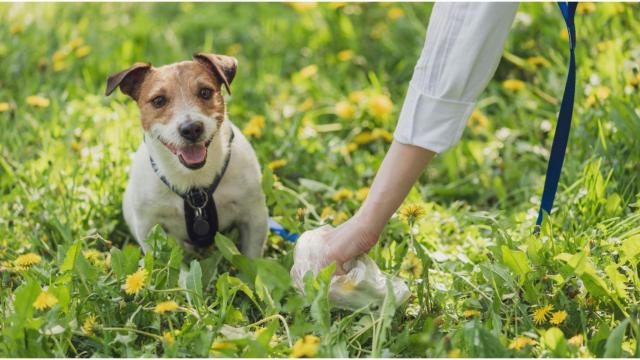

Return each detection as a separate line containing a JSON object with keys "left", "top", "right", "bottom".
{"left": 393, "top": 82, "right": 475, "bottom": 153}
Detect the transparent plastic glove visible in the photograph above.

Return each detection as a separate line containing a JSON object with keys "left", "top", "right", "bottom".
{"left": 290, "top": 226, "right": 410, "bottom": 311}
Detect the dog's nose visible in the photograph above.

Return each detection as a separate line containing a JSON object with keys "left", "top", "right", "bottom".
{"left": 179, "top": 121, "right": 204, "bottom": 142}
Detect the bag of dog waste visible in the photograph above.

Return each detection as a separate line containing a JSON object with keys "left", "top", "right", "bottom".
{"left": 290, "top": 226, "right": 410, "bottom": 311}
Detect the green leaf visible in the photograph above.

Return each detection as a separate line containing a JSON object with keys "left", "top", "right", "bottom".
{"left": 60, "top": 241, "right": 82, "bottom": 273}
{"left": 184, "top": 260, "right": 203, "bottom": 308}
{"left": 123, "top": 244, "right": 142, "bottom": 275}
{"left": 462, "top": 320, "right": 508, "bottom": 357}
{"left": 621, "top": 235, "right": 640, "bottom": 263}
{"left": 215, "top": 233, "right": 240, "bottom": 262}
{"left": 542, "top": 327, "right": 569, "bottom": 357}
{"left": 555, "top": 251, "right": 614, "bottom": 300}
{"left": 605, "top": 264, "right": 628, "bottom": 299}
{"left": 604, "top": 319, "right": 629, "bottom": 358}
{"left": 526, "top": 235, "right": 544, "bottom": 264}
{"left": 501, "top": 245, "right": 532, "bottom": 281}
{"left": 110, "top": 247, "right": 125, "bottom": 280}
{"left": 12, "top": 275, "right": 40, "bottom": 325}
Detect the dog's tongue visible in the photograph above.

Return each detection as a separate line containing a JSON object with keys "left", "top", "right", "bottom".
{"left": 178, "top": 144, "right": 207, "bottom": 165}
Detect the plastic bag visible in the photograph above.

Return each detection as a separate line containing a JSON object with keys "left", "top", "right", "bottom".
{"left": 290, "top": 226, "right": 410, "bottom": 311}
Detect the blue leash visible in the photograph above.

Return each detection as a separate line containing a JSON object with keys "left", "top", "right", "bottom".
{"left": 534, "top": 2, "right": 578, "bottom": 235}
{"left": 270, "top": 3, "right": 578, "bottom": 241}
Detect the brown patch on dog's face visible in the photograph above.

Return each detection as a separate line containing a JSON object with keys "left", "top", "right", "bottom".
{"left": 134, "top": 61, "right": 226, "bottom": 131}
{"left": 106, "top": 54, "right": 238, "bottom": 169}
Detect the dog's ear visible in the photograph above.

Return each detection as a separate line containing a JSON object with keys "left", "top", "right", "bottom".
{"left": 193, "top": 53, "right": 237, "bottom": 95}
{"left": 105, "top": 63, "right": 152, "bottom": 100}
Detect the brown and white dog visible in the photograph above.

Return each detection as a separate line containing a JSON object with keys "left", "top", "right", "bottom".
{"left": 106, "top": 53, "right": 268, "bottom": 257}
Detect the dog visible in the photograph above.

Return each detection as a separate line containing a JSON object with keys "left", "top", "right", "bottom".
{"left": 106, "top": 53, "right": 268, "bottom": 258}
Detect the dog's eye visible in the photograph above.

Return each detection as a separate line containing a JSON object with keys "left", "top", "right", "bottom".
{"left": 151, "top": 96, "right": 167, "bottom": 108}
{"left": 198, "top": 88, "right": 213, "bottom": 100}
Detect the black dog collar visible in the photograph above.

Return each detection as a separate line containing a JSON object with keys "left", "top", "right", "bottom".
{"left": 147, "top": 129, "right": 235, "bottom": 247}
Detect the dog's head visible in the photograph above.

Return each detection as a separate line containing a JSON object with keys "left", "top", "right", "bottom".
{"left": 106, "top": 53, "right": 237, "bottom": 170}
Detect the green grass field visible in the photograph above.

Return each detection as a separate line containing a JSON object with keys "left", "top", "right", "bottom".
{"left": 1, "top": 2, "right": 639, "bottom": 357}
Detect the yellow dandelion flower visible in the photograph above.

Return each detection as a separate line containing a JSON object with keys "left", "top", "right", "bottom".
{"left": 400, "top": 251, "right": 423, "bottom": 278}
{"left": 10, "top": 24, "right": 25, "bottom": 35}
{"left": 468, "top": 109, "right": 489, "bottom": 132}
{"left": 53, "top": 60, "right": 67, "bottom": 72}
{"left": 593, "top": 86, "right": 610, "bottom": 101}
{"left": 523, "top": 39, "right": 536, "bottom": 50}
{"left": 290, "top": 335, "right": 320, "bottom": 358}
{"left": 299, "top": 98, "right": 314, "bottom": 112}
{"left": 337, "top": 49, "right": 354, "bottom": 62}
{"left": 502, "top": 79, "right": 526, "bottom": 91}
{"left": 355, "top": 187, "right": 369, "bottom": 202}
{"left": 212, "top": 341, "right": 237, "bottom": 350}
{"left": 320, "top": 206, "right": 335, "bottom": 220}
{"left": 298, "top": 64, "right": 318, "bottom": 79}
{"left": 243, "top": 115, "right": 266, "bottom": 138}
{"left": 549, "top": 310, "right": 567, "bottom": 325}
{"left": 568, "top": 334, "right": 583, "bottom": 346}
{"left": 154, "top": 300, "right": 179, "bottom": 314}
{"left": 15, "top": 253, "right": 42, "bottom": 267}
{"left": 26, "top": 95, "right": 50, "bottom": 108}
{"left": 288, "top": 2, "right": 317, "bottom": 12}
{"left": 82, "top": 315, "right": 97, "bottom": 336}
{"left": 463, "top": 309, "right": 481, "bottom": 318}
{"left": 448, "top": 349, "right": 463, "bottom": 358}
{"left": 332, "top": 188, "right": 353, "bottom": 201}
{"left": 367, "top": 94, "right": 393, "bottom": 119}
{"left": 67, "top": 38, "right": 84, "bottom": 50}
{"left": 339, "top": 142, "right": 358, "bottom": 156}
{"left": 0, "top": 102, "right": 11, "bottom": 112}
{"left": 33, "top": 291, "right": 58, "bottom": 311}
{"left": 399, "top": 203, "right": 426, "bottom": 224}
{"left": 327, "top": 2, "right": 346, "bottom": 10}
{"left": 596, "top": 41, "right": 614, "bottom": 53}
{"left": 75, "top": 45, "right": 91, "bottom": 58}
{"left": 83, "top": 249, "right": 102, "bottom": 262}
{"left": 332, "top": 211, "right": 349, "bottom": 225}
{"left": 527, "top": 56, "right": 550, "bottom": 67}
{"left": 52, "top": 50, "right": 67, "bottom": 63}
{"left": 268, "top": 159, "right": 288, "bottom": 170}
{"left": 577, "top": 2, "right": 596, "bottom": 14}
{"left": 123, "top": 268, "right": 147, "bottom": 295}
{"left": 353, "top": 131, "right": 373, "bottom": 145}
{"left": 387, "top": 7, "right": 405, "bottom": 20}
{"left": 532, "top": 304, "right": 553, "bottom": 324}
{"left": 162, "top": 331, "right": 175, "bottom": 345}
{"left": 348, "top": 90, "right": 366, "bottom": 103}
{"left": 371, "top": 128, "right": 393, "bottom": 142}
{"left": 70, "top": 141, "right": 82, "bottom": 152}
{"left": 334, "top": 100, "right": 355, "bottom": 119}
{"left": 509, "top": 336, "right": 537, "bottom": 350}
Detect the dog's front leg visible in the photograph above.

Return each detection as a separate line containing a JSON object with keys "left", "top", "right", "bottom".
{"left": 131, "top": 218, "right": 158, "bottom": 254}
{"left": 237, "top": 204, "right": 268, "bottom": 258}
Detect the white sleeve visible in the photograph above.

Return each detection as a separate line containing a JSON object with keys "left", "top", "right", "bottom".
{"left": 394, "top": 2, "right": 519, "bottom": 153}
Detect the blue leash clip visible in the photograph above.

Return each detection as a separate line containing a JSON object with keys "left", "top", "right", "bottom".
{"left": 535, "top": 2, "right": 578, "bottom": 235}
{"left": 268, "top": 218, "right": 299, "bottom": 242}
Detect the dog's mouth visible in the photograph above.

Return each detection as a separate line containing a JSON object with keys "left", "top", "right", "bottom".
{"left": 160, "top": 137, "right": 213, "bottom": 170}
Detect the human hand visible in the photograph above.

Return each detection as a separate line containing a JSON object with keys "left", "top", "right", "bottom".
{"left": 290, "top": 212, "right": 381, "bottom": 291}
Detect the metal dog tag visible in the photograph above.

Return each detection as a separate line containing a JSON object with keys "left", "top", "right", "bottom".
{"left": 193, "top": 217, "right": 210, "bottom": 237}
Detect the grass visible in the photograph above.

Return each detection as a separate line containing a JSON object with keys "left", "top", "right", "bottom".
{"left": 1, "top": 2, "right": 639, "bottom": 357}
